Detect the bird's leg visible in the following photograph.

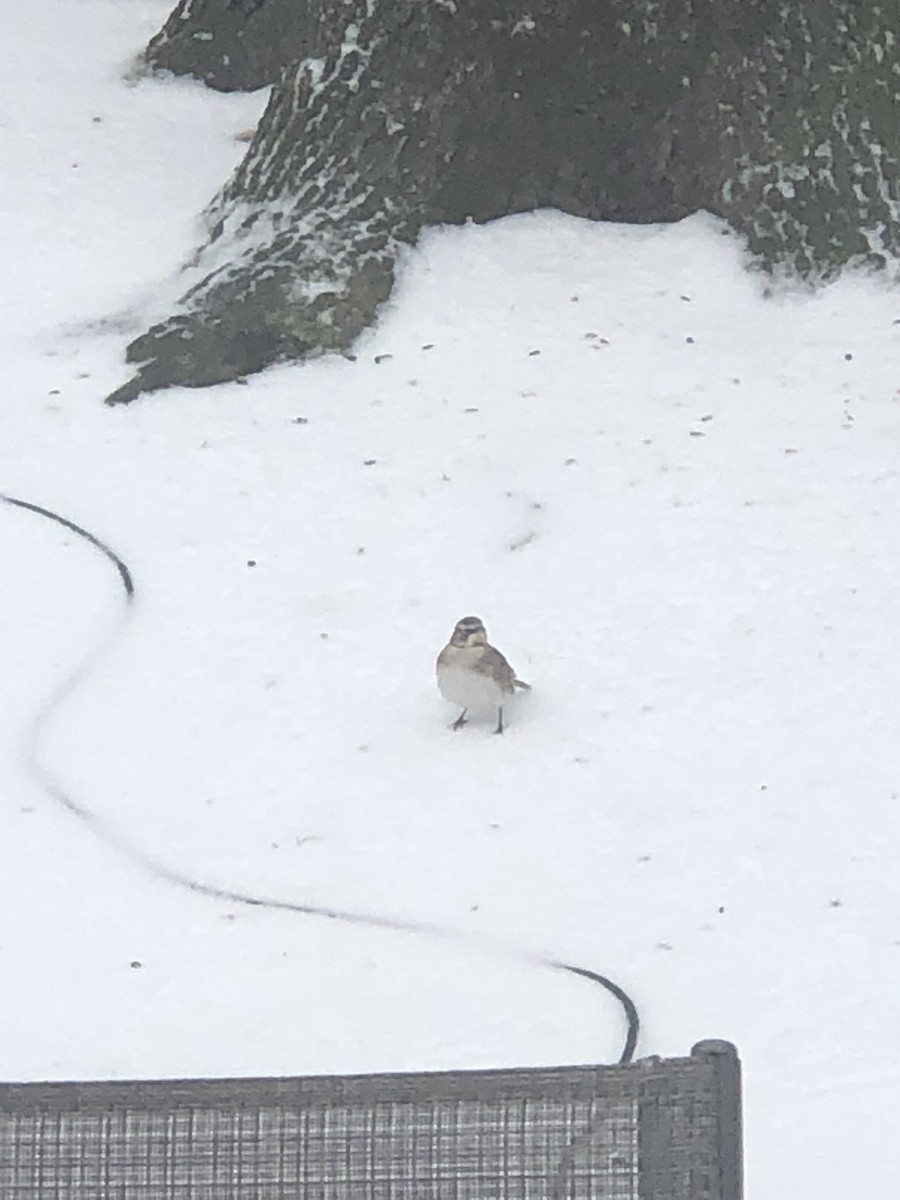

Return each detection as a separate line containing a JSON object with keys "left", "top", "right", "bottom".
{"left": 495, "top": 706, "right": 504, "bottom": 735}
{"left": 451, "top": 709, "right": 468, "bottom": 730}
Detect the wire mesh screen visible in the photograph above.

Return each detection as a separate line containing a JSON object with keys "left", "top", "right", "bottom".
{"left": 0, "top": 1040, "right": 741, "bottom": 1200}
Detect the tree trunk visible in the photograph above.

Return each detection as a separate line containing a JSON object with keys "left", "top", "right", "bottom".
{"left": 108, "top": 0, "right": 900, "bottom": 404}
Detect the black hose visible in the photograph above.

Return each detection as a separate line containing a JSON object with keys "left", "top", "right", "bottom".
{"left": 2, "top": 494, "right": 135, "bottom": 598}
{"left": 551, "top": 962, "right": 639, "bottom": 1065}
{"left": 3, "top": 492, "right": 640, "bottom": 1064}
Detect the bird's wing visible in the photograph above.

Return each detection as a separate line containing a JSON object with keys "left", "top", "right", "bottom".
{"left": 474, "top": 646, "right": 517, "bottom": 692}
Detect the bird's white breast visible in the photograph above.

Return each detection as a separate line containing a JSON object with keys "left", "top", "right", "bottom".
{"left": 437, "top": 660, "right": 505, "bottom": 710}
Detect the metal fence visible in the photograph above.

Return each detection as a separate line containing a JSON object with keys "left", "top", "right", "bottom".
{"left": 0, "top": 1039, "right": 741, "bottom": 1199}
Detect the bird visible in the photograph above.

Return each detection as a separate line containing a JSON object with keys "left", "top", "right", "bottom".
{"left": 436, "top": 615, "right": 531, "bottom": 734}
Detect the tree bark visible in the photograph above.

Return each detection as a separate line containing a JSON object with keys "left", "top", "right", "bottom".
{"left": 143, "top": 0, "right": 315, "bottom": 91}
{"left": 109, "top": 0, "right": 900, "bottom": 404}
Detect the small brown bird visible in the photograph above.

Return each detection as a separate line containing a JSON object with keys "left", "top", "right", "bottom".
{"left": 436, "top": 616, "right": 531, "bottom": 734}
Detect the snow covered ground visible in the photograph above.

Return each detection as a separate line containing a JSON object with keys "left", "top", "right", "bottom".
{"left": 4, "top": 3, "right": 900, "bottom": 1196}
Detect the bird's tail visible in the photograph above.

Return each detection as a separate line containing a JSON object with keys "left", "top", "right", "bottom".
{"left": 514, "top": 678, "right": 532, "bottom": 691}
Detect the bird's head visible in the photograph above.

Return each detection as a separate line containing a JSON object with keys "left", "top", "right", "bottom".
{"left": 450, "top": 615, "right": 488, "bottom": 647}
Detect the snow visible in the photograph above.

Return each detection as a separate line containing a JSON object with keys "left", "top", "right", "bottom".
{"left": 3, "top": 3, "right": 900, "bottom": 1197}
